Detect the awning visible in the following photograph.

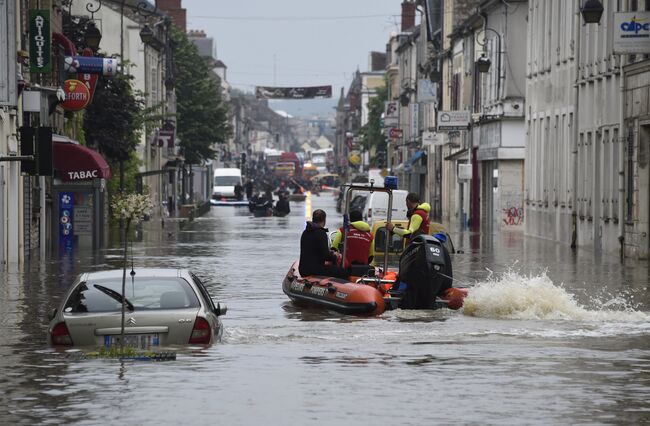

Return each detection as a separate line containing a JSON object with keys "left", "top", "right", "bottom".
{"left": 408, "top": 150, "right": 426, "bottom": 166}
{"left": 444, "top": 148, "right": 469, "bottom": 161}
{"left": 53, "top": 141, "right": 111, "bottom": 181}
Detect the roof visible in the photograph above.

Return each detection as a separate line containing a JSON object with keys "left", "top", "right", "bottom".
{"left": 83, "top": 268, "right": 185, "bottom": 280}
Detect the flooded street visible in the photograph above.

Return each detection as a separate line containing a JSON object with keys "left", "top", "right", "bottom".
{"left": 2, "top": 193, "right": 650, "bottom": 425}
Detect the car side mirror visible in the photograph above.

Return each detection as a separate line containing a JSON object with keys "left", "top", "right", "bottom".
{"left": 214, "top": 302, "right": 227, "bottom": 316}
{"left": 49, "top": 308, "right": 57, "bottom": 321}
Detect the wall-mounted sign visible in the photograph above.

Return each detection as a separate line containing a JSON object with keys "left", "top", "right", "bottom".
{"left": 437, "top": 110, "right": 470, "bottom": 131}
{"left": 255, "top": 85, "right": 332, "bottom": 99}
{"left": 613, "top": 12, "right": 650, "bottom": 54}
{"left": 29, "top": 10, "right": 51, "bottom": 73}
{"left": 61, "top": 79, "right": 90, "bottom": 111}
{"left": 458, "top": 163, "right": 472, "bottom": 181}
{"left": 64, "top": 56, "right": 119, "bottom": 76}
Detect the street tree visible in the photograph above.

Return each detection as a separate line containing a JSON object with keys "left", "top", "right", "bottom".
{"left": 358, "top": 83, "right": 388, "bottom": 166}
{"left": 171, "top": 27, "right": 230, "bottom": 165}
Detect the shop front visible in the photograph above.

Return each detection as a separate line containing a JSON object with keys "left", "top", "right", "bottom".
{"left": 51, "top": 137, "right": 111, "bottom": 252}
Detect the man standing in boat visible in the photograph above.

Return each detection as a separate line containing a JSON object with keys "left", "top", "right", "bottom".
{"left": 299, "top": 209, "right": 348, "bottom": 279}
{"left": 331, "top": 210, "right": 374, "bottom": 267}
{"left": 386, "top": 193, "right": 430, "bottom": 245}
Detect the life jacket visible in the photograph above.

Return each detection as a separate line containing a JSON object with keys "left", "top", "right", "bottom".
{"left": 407, "top": 203, "right": 431, "bottom": 242}
{"left": 338, "top": 221, "right": 373, "bottom": 267}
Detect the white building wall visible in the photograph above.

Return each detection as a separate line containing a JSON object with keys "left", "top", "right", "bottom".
{"left": 525, "top": 0, "right": 630, "bottom": 253}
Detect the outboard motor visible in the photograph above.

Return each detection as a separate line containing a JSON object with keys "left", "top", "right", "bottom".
{"left": 396, "top": 234, "right": 453, "bottom": 309}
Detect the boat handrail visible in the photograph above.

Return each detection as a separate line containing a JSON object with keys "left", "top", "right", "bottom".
{"left": 341, "top": 180, "right": 393, "bottom": 275}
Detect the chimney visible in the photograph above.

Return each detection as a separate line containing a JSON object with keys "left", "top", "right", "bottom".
{"left": 401, "top": 1, "right": 416, "bottom": 32}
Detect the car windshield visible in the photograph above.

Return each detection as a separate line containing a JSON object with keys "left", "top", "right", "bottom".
{"left": 64, "top": 277, "right": 200, "bottom": 313}
{"left": 214, "top": 176, "right": 240, "bottom": 186}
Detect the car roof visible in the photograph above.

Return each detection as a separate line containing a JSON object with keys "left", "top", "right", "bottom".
{"left": 80, "top": 268, "right": 188, "bottom": 281}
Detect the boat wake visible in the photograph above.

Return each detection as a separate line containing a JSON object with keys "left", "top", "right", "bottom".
{"left": 462, "top": 270, "right": 648, "bottom": 322}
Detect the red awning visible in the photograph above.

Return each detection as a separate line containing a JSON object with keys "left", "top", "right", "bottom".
{"left": 53, "top": 141, "right": 112, "bottom": 182}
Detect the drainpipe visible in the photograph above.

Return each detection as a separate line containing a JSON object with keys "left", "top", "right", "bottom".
{"left": 571, "top": 3, "right": 580, "bottom": 249}
{"left": 618, "top": 0, "right": 628, "bottom": 258}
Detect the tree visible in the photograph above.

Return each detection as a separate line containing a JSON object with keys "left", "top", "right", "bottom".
{"left": 358, "top": 83, "right": 388, "bottom": 166}
{"left": 171, "top": 27, "right": 231, "bottom": 164}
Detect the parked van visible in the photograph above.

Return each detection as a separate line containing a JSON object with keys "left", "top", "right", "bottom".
{"left": 362, "top": 190, "right": 408, "bottom": 223}
{"left": 212, "top": 168, "right": 242, "bottom": 199}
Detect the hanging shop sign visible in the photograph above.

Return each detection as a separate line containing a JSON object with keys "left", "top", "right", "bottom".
{"left": 388, "top": 128, "right": 403, "bottom": 139}
{"left": 29, "top": 10, "right": 51, "bottom": 73}
{"left": 61, "top": 79, "right": 90, "bottom": 111}
{"left": 613, "top": 13, "right": 650, "bottom": 54}
{"left": 437, "top": 110, "right": 470, "bottom": 131}
{"left": 422, "top": 131, "right": 444, "bottom": 146}
{"left": 255, "top": 85, "right": 332, "bottom": 99}
{"left": 64, "top": 56, "right": 119, "bottom": 76}
{"left": 417, "top": 79, "right": 437, "bottom": 103}
{"left": 383, "top": 101, "right": 399, "bottom": 126}
{"left": 59, "top": 192, "right": 74, "bottom": 251}
{"left": 77, "top": 48, "right": 99, "bottom": 102}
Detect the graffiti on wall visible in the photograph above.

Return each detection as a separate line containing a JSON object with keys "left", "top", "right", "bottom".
{"left": 503, "top": 206, "right": 524, "bottom": 226}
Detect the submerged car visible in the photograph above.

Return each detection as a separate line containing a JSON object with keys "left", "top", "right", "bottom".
{"left": 48, "top": 268, "right": 227, "bottom": 348}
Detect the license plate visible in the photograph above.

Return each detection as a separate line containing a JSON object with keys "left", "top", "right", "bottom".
{"left": 104, "top": 334, "right": 160, "bottom": 349}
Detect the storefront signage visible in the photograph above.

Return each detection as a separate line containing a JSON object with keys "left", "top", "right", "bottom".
{"left": 59, "top": 192, "right": 74, "bottom": 251}
{"left": 437, "top": 110, "right": 470, "bottom": 131}
{"left": 255, "top": 85, "right": 332, "bottom": 99}
{"left": 61, "top": 79, "right": 90, "bottom": 111}
{"left": 66, "top": 170, "right": 99, "bottom": 180}
{"left": 613, "top": 13, "right": 650, "bottom": 54}
{"left": 64, "top": 56, "right": 118, "bottom": 76}
{"left": 29, "top": 10, "right": 51, "bottom": 73}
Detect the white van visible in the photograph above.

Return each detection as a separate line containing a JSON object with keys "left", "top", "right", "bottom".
{"left": 362, "top": 190, "right": 408, "bottom": 224}
{"left": 212, "top": 168, "right": 242, "bottom": 199}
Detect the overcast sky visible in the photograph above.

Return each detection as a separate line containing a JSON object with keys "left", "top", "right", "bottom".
{"left": 183, "top": 0, "right": 404, "bottom": 117}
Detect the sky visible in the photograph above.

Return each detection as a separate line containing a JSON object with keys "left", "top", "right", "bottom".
{"left": 182, "top": 0, "right": 404, "bottom": 118}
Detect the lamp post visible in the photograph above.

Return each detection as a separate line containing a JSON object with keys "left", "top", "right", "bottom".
{"left": 475, "top": 27, "right": 502, "bottom": 98}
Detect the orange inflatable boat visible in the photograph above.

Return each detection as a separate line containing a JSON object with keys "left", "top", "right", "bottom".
{"left": 282, "top": 261, "right": 468, "bottom": 316}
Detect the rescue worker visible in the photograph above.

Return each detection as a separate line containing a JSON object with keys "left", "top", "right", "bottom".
{"left": 331, "top": 210, "right": 374, "bottom": 267}
{"left": 386, "top": 192, "right": 430, "bottom": 244}
{"left": 299, "top": 209, "right": 348, "bottom": 279}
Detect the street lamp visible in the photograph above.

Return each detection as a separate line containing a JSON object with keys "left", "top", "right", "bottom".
{"left": 475, "top": 26, "right": 503, "bottom": 98}
{"left": 476, "top": 54, "right": 491, "bottom": 73}
{"left": 139, "top": 24, "right": 154, "bottom": 44}
{"left": 581, "top": 0, "right": 604, "bottom": 24}
{"left": 399, "top": 78, "right": 416, "bottom": 107}
{"left": 83, "top": 21, "right": 102, "bottom": 50}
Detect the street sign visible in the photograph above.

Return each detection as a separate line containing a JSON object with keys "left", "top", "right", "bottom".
{"left": 437, "top": 110, "right": 470, "bottom": 131}
{"left": 389, "top": 128, "right": 403, "bottom": 139}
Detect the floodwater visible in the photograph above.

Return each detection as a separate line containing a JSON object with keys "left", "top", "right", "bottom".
{"left": 1, "top": 193, "right": 650, "bottom": 425}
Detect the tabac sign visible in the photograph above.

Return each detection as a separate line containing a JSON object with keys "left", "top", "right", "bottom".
{"left": 613, "top": 13, "right": 650, "bottom": 54}
{"left": 29, "top": 10, "right": 51, "bottom": 73}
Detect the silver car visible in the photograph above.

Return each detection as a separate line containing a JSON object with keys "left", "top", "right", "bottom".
{"left": 48, "top": 268, "right": 227, "bottom": 348}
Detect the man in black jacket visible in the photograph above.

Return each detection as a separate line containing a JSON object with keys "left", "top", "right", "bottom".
{"left": 299, "top": 209, "right": 348, "bottom": 278}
